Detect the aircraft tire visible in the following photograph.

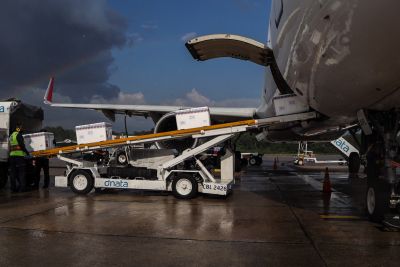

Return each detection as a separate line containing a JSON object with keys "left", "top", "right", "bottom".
{"left": 366, "top": 177, "right": 390, "bottom": 223}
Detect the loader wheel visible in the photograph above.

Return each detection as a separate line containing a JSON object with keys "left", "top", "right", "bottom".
{"left": 366, "top": 178, "right": 390, "bottom": 223}
{"left": 249, "top": 157, "right": 258, "bottom": 166}
{"left": 172, "top": 176, "right": 198, "bottom": 199}
{"left": 116, "top": 151, "right": 128, "bottom": 165}
{"left": 255, "top": 156, "right": 263, "bottom": 166}
{"left": 70, "top": 170, "right": 94, "bottom": 195}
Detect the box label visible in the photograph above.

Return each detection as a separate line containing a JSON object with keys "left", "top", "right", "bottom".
{"left": 0, "top": 106, "right": 4, "bottom": 113}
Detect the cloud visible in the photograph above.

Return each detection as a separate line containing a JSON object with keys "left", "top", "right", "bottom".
{"left": 186, "top": 89, "right": 212, "bottom": 106}
{"left": 19, "top": 88, "right": 152, "bottom": 131}
{"left": 90, "top": 91, "right": 146, "bottom": 105}
{"left": 180, "top": 32, "right": 197, "bottom": 42}
{"left": 0, "top": 0, "right": 130, "bottom": 102}
{"left": 141, "top": 23, "right": 159, "bottom": 30}
{"left": 18, "top": 86, "right": 258, "bottom": 132}
{"left": 168, "top": 88, "right": 259, "bottom": 108}
{"left": 127, "top": 33, "right": 144, "bottom": 45}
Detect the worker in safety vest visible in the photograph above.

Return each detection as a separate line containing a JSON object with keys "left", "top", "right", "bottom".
{"left": 32, "top": 129, "right": 52, "bottom": 189}
{"left": 9, "top": 122, "right": 30, "bottom": 192}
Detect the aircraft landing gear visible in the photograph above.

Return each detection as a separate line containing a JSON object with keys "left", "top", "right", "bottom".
{"left": 362, "top": 110, "right": 400, "bottom": 227}
{"left": 348, "top": 152, "right": 361, "bottom": 174}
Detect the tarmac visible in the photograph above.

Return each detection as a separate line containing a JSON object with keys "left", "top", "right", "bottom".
{"left": 0, "top": 155, "right": 399, "bottom": 266}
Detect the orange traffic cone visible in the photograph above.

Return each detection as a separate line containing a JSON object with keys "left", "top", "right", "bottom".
{"left": 273, "top": 157, "right": 278, "bottom": 170}
{"left": 323, "top": 167, "right": 332, "bottom": 193}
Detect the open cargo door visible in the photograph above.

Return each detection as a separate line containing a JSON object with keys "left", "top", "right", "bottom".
{"left": 185, "top": 34, "right": 273, "bottom": 67}
{"left": 185, "top": 34, "right": 294, "bottom": 95}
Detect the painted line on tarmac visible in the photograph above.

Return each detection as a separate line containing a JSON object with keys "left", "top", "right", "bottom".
{"left": 296, "top": 173, "right": 336, "bottom": 192}
{"left": 0, "top": 225, "right": 308, "bottom": 246}
{"left": 296, "top": 173, "right": 362, "bottom": 211}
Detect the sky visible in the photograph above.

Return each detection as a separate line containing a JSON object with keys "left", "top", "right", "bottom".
{"left": 0, "top": 0, "right": 271, "bottom": 131}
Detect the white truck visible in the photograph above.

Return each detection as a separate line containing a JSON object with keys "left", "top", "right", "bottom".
{"left": 0, "top": 100, "right": 43, "bottom": 189}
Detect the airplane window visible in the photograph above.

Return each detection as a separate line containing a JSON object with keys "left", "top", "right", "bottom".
{"left": 274, "top": 0, "right": 283, "bottom": 29}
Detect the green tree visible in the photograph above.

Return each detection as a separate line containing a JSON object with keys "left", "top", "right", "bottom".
{"left": 44, "top": 126, "right": 76, "bottom": 142}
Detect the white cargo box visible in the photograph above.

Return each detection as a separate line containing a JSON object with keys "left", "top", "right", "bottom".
{"left": 273, "top": 94, "right": 309, "bottom": 116}
{"left": 23, "top": 132, "right": 55, "bottom": 152}
{"left": 76, "top": 122, "right": 112, "bottom": 145}
{"left": 175, "top": 107, "right": 211, "bottom": 130}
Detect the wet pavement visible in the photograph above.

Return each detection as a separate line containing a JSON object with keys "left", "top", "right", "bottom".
{"left": 0, "top": 156, "right": 399, "bottom": 266}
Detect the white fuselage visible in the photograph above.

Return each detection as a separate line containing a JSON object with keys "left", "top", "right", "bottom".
{"left": 258, "top": 0, "right": 400, "bottom": 129}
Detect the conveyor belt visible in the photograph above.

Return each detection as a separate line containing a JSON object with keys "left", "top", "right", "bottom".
{"left": 31, "top": 112, "right": 317, "bottom": 158}
{"left": 32, "top": 119, "right": 257, "bottom": 157}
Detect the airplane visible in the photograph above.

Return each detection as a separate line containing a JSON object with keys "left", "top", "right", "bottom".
{"left": 43, "top": 0, "right": 400, "bottom": 224}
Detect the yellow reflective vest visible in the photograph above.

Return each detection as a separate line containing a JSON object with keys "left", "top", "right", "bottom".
{"left": 9, "top": 131, "right": 27, "bottom": 157}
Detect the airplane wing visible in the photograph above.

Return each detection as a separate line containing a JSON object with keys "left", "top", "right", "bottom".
{"left": 42, "top": 34, "right": 272, "bottom": 123}
{"left": 44, "top": 78, "right": 257, "bottom": 122}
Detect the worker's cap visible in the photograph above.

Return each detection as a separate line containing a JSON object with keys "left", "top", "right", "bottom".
{"left": 15, "top": 122, "right": 23, "bottom": 127}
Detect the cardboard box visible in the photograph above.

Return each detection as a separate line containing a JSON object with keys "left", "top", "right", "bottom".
{"left": 23, "top": 132, "right": 55, "bottom": 152}
{"left": 76, "top": 122, "right": 112, "bottom": 145}
{"left": 273, "top": 94, "right": 309, "bottom": 116}
{"left": 175, "top": 107, "right": 211, "bottom": 130}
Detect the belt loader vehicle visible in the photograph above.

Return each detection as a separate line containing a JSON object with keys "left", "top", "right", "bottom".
{"left": 32, "top": 112, "right": 316, "bottom": 199}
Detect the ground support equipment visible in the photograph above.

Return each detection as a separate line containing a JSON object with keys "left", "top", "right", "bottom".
{"left": 32, "top": 112, "right": 316, "bottom": 199}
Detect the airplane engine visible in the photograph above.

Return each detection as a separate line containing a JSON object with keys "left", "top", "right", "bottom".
{"left": 154, "top": 113, "right": 198, "bottom": 151}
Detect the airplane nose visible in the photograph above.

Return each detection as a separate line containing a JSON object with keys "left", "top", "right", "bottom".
{"left": 317, "top": 0, "right": 400, "bottom": 63}
{"left": 299, "top": 0, "right": 400, "bottom": 117}
{"left": 352, "top": 0, "right": 400, "bottom": 46}
{"left": 349, "top": 0, "right": 400, "bottom": 109}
